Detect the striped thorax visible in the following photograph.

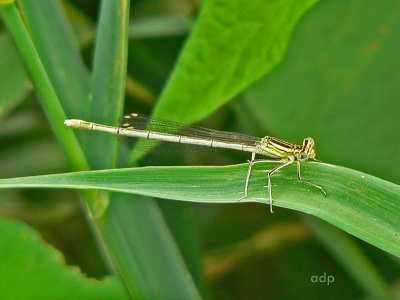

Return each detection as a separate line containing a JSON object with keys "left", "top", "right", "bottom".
{"left": 257, "top": 136, "right": 316, "bottom": 162}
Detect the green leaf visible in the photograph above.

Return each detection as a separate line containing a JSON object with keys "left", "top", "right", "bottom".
{"left": 0, "top": 163, "right": 398, "bottom": 258}
{"left": 99, "top": 194, "right": 202, "bottom": 299}
{"left": 85, "top": 0, "right": 127, "bottom": 170}
{"left": 0, "top": 217, "right": 129, "bottom": 299}
{"left": 0, "top": 33, "right": 32, "bottom": 120}
{"left": 153, "top": 0, "right": 320, "bottom": 124}
{"left": 18, "top": 0, "right": 90, "bottom": 119}
{"left": 0, "top": 3, "right": 89, "bottom": 171}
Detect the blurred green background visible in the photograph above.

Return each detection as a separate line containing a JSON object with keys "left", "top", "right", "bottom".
{"left": 0, "top": 0, "right": 399, "bottom": 299}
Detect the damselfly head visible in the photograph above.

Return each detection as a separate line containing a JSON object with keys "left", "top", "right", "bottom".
{"left": 297, "top": 137, "right": 316, "bottom": 162}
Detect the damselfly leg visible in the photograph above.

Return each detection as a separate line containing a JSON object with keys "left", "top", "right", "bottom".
{"left": 239, "top": 155, "right": 326, "bottom": 213}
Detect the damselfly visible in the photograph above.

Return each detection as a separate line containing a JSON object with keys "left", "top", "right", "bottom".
{"left": 64, "top": 113, "right": 326, "bottom": 212}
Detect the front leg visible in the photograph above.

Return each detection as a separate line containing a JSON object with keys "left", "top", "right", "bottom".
{"left": 266, "top": 159, "right": 294, "bottom": 213}
{"left": 238, "top": 153, "right": 285, "bottom": 213}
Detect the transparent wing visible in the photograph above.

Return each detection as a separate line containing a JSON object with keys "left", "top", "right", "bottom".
{"left": 116, "top": 113, "right": 260, "bottom": 153}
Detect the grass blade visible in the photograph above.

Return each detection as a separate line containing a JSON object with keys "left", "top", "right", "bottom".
{"left": 0, "top": 163, "right": 398, "bottom": 258}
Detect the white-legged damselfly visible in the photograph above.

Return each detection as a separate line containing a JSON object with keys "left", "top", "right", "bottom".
{"left": 64, "top": 113, "right": 327, "bottom": 212}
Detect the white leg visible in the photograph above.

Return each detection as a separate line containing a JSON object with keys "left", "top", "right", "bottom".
{"left": 238, "top": 158, "right": 326, "bottom": 213}
{"left": 238, "top": 153, "right": 256, "bottom": 201}
{"left": 238, "top": 154, "right": 285, "bottom": 213}
{"left": 296, "top": 161, "right": 327, "bottom": 195}
{"left": 266, "top": 160, "right": 294, "bottom": 213}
